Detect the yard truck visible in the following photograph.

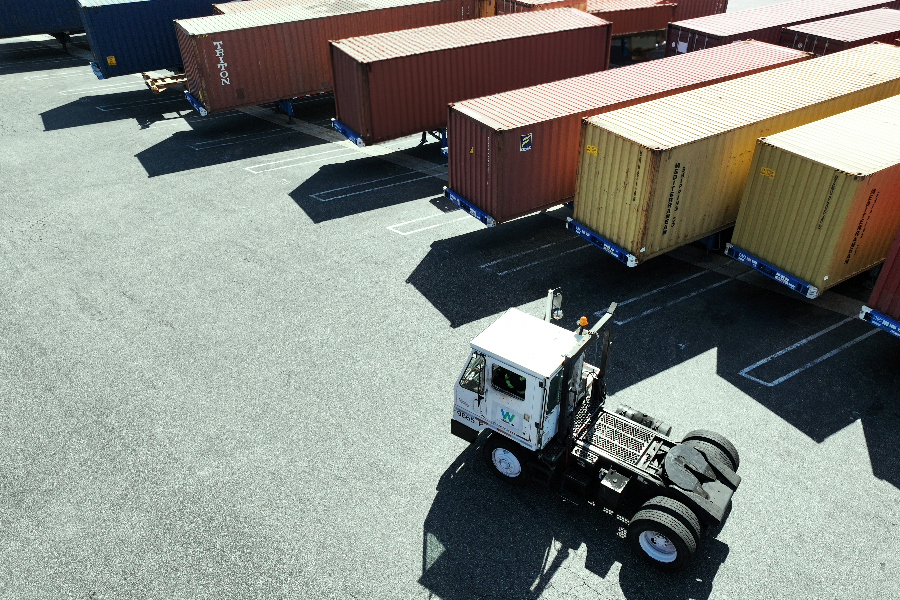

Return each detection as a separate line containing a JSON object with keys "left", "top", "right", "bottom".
{"left": 450, "top": 291, "right": 741, "bottom": 570}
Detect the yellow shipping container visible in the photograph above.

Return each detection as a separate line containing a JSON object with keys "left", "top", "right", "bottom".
{"left": 569, "top": 42, "right": 900, "bottom": 267}
{"left": 727, "top": 95, "right": 900, "bottom": 298}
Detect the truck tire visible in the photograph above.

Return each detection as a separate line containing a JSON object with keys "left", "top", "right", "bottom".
{"left": 683, "top": 439, "right": 735, "bottom": 472}
{"left": 639, "top": 496, "right": 702, "bottom": 546}
{"left": 681, "top": 429, "right": 740, "bottom": 471}
{"left": 628, "top": 508, "right": 696, "bottom": 571}
{"left": 483, "top": 433, "right": 529, "bottom": 486}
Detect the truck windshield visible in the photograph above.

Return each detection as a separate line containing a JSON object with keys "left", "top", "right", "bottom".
{"left": 459, "top": 353, "right": 485, "bottom": 393}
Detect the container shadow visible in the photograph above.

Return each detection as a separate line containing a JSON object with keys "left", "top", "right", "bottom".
{"left": 40, "top": 88, "right": 192, "bottom": 131}
{"left": 406, "top": 215, "right": 900, "bottom": 490}
{"left": 289, "top": 154, "right": 445, "bottom": 223}
{"left": 0, "top": 40, "right": 87, "bottom": 75}
{"left": 420, "top": 439, "right": 728, "bottom": 600}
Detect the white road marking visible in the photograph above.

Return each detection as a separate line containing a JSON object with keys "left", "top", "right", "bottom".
{"left": 95, "top": 96, "right": 185, "bottom": 111}
{"left": 479, "top": 241, "right": 568, "bottom": 270}
{"left": 496, "top": 245, "right": 591, "bottom": 276}
{"left": 60, "top": 81, "right": 145, "bottom": 96}
{"left": 245, "top": 148, "right": 357, "bottom": 173}
{"left": 0, "top": 57, "right": 81, "bottom": 68}
{"left": 313, "top": 174, "right": 433, "bottom": 202}
{"left": 612, "top": 279, "right": 731, "bottom": 325}
{"left": 387, "top": 211, "right": 468, "bottom": 235}
{"left": 738, "top": 317, "right": 880, "bottom": 387}
{"left": 613, "top": 270, "right": 711, "bottom": 308}
{"left": 25, "top": 70, "right": 89, "bottom": 80}
{"left": 189, "top": 130, "right": 291, "bottom": 151}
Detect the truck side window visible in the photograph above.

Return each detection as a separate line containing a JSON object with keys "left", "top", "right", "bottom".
{"left": 491, "top": 365, "right": 527, "bottom": 400}
{"left": 546, "top": 369, "right": 562, "bottom": 414}
{"left": 459, "top": 353, "right": 485, "bottom": 393}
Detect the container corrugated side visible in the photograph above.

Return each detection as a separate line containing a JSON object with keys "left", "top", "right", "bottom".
{"left": 80, "top": 0, "right": 215, "bottom": 79}
{"left": 497, "top": 0, "right": 586, "bottom": 14}
{"left": 587, "top": 0, "right": 675, "bottom": 37}
{"left": 670, "top": 0, "right": 727, "bottom": 22}
{"left": 779, "top": 8, "right": 900, "bottom": 56}
{"left": 0, "top": 0, "right": 82, "bottom": 38}
{"left": 176, "top": 0, "right": 477, "bottom": 114}
{"left": 213, "top": 0, "right": 341, "bottom": 14}
{"left": 868, "top": 227, "right": 900, "bottom": 321}
{"left": 446, "top": 40, "right": 809, "bottom": 225}
{"left": 332, "top": 9, "right": 611, "bottom": 144}
{"left": 665, "top": 0, "right": 900, "bottom": 56}
{"left": 730, "top": 94, "right": 900, "bottom": 295}
{"left": 572, "top": 43, "right": 900, "bottom": 265}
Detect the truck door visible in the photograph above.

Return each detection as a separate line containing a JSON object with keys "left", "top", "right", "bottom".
{"left": 538, "top": 368, "right": 563, "bottom": 448}
{"left": 485, "top": 361, "right": 538, "bottom": 450}
{"left": 455, "top": 352, "right": 486, "bottom": 423}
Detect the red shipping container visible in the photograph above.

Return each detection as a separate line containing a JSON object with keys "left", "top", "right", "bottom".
{"left": 780, "top": 8, "right": 900, "bottom": 56}
{"left": 214, "top": 0, "right": 356, "bottom": 14}
{"left": 862, "top": 227, "right": 900, "bottom": 338}
{"left": 587, "top": 0, "right": 675, "bottom": 36}
{"left": 445, "top": 40, "right": 810, "bottom": 226}
{"left": 331, "top": 9, "right": 611, "bottom": 145}
{"left": 669, "top": 0, "right": 727, "bottom": 22}
{"left": 666, "top": 0, "right": 900, "bottom": 56}
{"left": 496, "top": 0, "right": 586, "bottom": 14}
{"left": 177, "top": 0, "right": 477, "bottom": 115}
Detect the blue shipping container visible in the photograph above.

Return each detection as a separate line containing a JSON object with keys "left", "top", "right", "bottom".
{"left": 0, "top": 0, "right": 83, "bottom": 39}
{"left": 79, "top": 0, "right": 217, "bottom": 79}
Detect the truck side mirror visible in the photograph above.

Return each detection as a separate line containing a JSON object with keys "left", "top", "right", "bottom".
{"left": 544, "top": 288, "right": 563, "bottom": 322}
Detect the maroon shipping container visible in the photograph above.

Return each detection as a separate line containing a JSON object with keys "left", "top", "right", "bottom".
{"left": 214, "top": 0, "right": 352, "bottom": 14}
{"left": 670, "top": 0, "right": 727, "bottom": 22}
{"left": 445, "top": 40, "right": 810, "bottom": 226}
{"left": 496, "top": 0, "right": 586, "bottom": 14}
{"left": 780, "top": 8, "right": 900, "bottom": 56}
{"left": 666, "top": 0, "right": 900, "bottom": 56}
{"left": 331, "top": 9, "right": 611, "bottom": 145}
{"left": 587, "top": 0, "right": 675, "bottom": 36}
{"left": 177, "top": 0, "right": 477, "bottom": 114}
{"left": 862, "top": 227, "right": 900, "bottom": 337}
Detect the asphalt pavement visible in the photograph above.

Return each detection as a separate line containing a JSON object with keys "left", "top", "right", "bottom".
{"left": 1, "top": 3, "right": 899, "bottom": 599}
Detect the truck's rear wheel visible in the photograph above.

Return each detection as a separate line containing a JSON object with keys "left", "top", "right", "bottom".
{"left": 628, "top": 508, "right": 696, "bottom": 570}
{"left": 483, "top": 434, "right": 529, "bottom": 486}
{"left": 639, "top": 496, "right": 702, "bottom": 546}
{"left": 682, "top": 429, "right": 740, "bottom": 471}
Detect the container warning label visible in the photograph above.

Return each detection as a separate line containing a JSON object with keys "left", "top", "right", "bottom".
{"left": 760, "top": 167, "right": 776, "bottom": 180}
{"left": 586, "top": 145, "right": 598, "bottom": 156}
{"left": 520, "top": 133, "right": 532, "bottom": 152}
{"left": 106, "top": 56, "right": 116, "bottom": 66}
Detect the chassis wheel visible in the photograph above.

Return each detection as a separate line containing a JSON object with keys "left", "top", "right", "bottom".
{"left": 628, "top": 508, "right": 696, "bottom": 570}
{"left": 682, "top": 429, "right": 740, "bottom": 471}
{"left": 483, "top": 434, "right": 529, "bottom": 486}
{"left": 639, "top": 496, "right": 702, "bottom": 547}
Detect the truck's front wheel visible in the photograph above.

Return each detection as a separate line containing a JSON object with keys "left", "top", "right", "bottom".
{"left": 483, "top": 434, "right": 529, "bottom": 486}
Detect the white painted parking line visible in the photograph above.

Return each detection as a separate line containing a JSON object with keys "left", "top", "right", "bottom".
{"left": 479, "top": 241, "right": 568, "bottom": 270}
{"left": 387, "top": 211, "right": 468, "bottom": 236}
{"left": 95, "top": 96, "right": 185, "bottom": 111}
{"left": 60, "top": 81, "right": 145, "bottom": 96}
{"left": 615, "top": 270, "right": 711, "bottom": 308}
{"left": 189, "top": 130, "right": 291, "bottom": 151}
{"left": 245, "top": 148, "right": 357, "bottom": 173}
{"left": 496, "top": 245, "right": 591, "bottom": 276}
{"left": 312, "top": 174, "right": 432, "bottom": 202}
{"left": 0, "top": 57, "right": 81, "bottom": 68}
{"left": 609, "top": 278, "right": 731, "bottom": 326}
{"left": 738, "top": 317, "right": 880, "bottom": 387}
{"left": 143, "top": 112, "right": 240, "bottom": 129}
{"left": 25, "top": 70, "right": 89, "bottom": 80}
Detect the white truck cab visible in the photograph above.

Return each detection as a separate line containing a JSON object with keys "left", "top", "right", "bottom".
{"left": 452, "top": 308, "right": 594, "bottom": 451}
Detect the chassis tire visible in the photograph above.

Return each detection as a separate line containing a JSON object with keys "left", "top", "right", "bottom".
{"left": 628, "top": 508, "right": 696, "bottom": 571}
{"left": 639, "top": 496, "right": 702, "bottom": 547}
{"left": 684, "top": 439, "right": 735, "bottom": 472}
{"left": 483, "top": 433, "right": 529, "bottom": 486}
{"left": 682, "top": 429, "right": 740, "bottom": 471}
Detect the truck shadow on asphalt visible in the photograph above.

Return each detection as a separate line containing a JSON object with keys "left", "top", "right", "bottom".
{"left": 406, "top": 212, "right": 900, "bottom": 490}
{"left": 0, "top": 40, "right": 87, "bottom": 76}
{"left": 420, "top": 440, "right": 728, "bottom": 600}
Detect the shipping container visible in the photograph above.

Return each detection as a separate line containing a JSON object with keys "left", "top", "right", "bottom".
{"left": 213, "top": 0, "right": 335, "bottom": 13}
{"left": 669, "top": 0, "right": 727, "bottom": 22}
{"left": 666, "top": 0, "right": 900, "bottom": 56}
{"left": 569, "top": 43, "right": 900, "bottom": 267}
{"left": 779, "top": 8, "right": 900, "bottom": 56}
{"left": 496, "top": 0, "right": 586, "bottom": 15}
{"left": 587, "top": 0, "right": 675, "bottom": 37}
{"left": 445, "top": 41, "right": 809, "bottom": 226}
{"left": 331, "top": 9, "right": 611, "bottom": 146}
{"left": 861, "top": 227, "right": 900, "bottom": 339}
{"left": 80, "top": 0, "right": 216, "bottom": 80}
{"left": 727, "top": 95, "right": 900, "bottom": 298}
{"left": 0, "top": 0, "right": 82, "bottom": 39}
{"left": 177, "top": 0, "right": 477, "bottom": 115}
